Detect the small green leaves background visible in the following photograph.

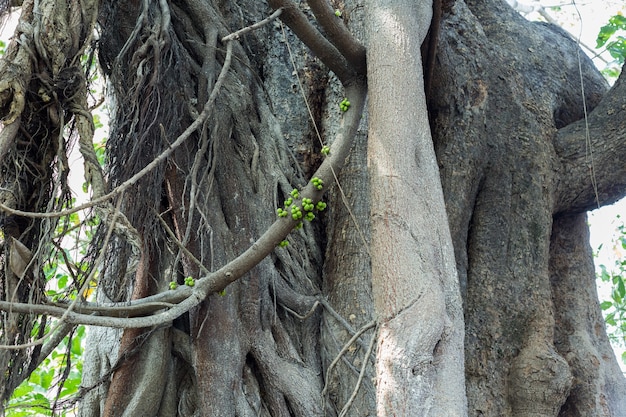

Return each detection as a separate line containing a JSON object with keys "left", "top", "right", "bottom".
{"left": 596, "top": 13, "right": 626, "bottom": 80}
{"left": 597, "top": 218, "right": 626, "bottom": 366}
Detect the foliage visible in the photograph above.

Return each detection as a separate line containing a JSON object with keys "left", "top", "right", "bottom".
{"left": 597, "top": 215, "right": 626, "bottom": 366}
{"left": 4, "top": 97, "right": 106, "bottom": 415}
{"left": 592, "top": 13, "right": 626, "bottom": 366}
{"left": 4, "top": 202, "right": 96, "bottom": 415}
{"left": 4, "top": 168, "right": 102, "bottom": 414}
{"left": 5, "top": 326, "right": 85, "bottom": 416}
{"left": 596, "top": 13, "right": 626, "bottom": 80}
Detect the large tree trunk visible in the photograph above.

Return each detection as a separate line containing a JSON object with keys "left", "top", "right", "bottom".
{"left": 430, "top": 0, "right": 626, "bottom": 415}
{"left": 365, "top": 0, "right": 466, "bottom": 414}
{"left": 0, "top": 0, "right": 625, "bottom": 416}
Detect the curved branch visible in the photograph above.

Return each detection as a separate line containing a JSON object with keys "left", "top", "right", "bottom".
{"left": 0, "top": 83, "right": 367, "bottom": 328}
{"left": 268, "top": 0, "right": 359, "bottom": 85}
{"left": 322, "top": 320, "right": 376, "bottom": 399}
{"left": 554, "top": 68, "right": 626, "bottom": 213}
{"left": 307, "top": 0, "right": 366, "bottom": 74}
{"left": 222, "top": 7, "right": 283, "bottom": 41}
{"left": 338, "top": 322, "right": 377, "bottom": 417}
{"left": 273, "top": 272, "right": 319, "bottom": 316}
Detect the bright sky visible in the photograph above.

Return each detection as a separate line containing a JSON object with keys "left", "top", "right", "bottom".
{"left": 510, "top": 0, "right": 626, "bottom": 71}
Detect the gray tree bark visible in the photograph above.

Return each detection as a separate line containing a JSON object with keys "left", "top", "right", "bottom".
{"left": 0, "top": 0, "right": 625, "bottom": 416}
{"left": 365, "top": 0, "right": 466, "bottom": 415}
{"left": 430, "top": 0, "right": 626, "bottom": 415}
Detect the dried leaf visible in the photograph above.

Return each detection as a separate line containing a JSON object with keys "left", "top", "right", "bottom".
{"left": 9, "top": 237, "right": 32, "bottom": 278}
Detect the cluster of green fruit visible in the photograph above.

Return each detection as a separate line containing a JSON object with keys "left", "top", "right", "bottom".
{"left": 277, "top": 189, "right": 326, "bottom": 221}
{"left": 290, "top": 204, "right": 303, "bottom": 220}
{"left": 311, "top": 177, "right": 324, "bottom": 190}
{"left": 339, "top": 98, "right": 350, "bottom": 112}
{"left": 276, "top": 185, "right": 328, "bottom": 247}
{"left": 169, "top": 276, "right": 196, "bottom": 290}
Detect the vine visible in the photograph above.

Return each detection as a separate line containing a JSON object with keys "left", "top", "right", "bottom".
{"left": 0, "top": 1, "right": 374, "bottom": 414}
{"left": 0, "top": 5, "right": 367, "bottom": 330}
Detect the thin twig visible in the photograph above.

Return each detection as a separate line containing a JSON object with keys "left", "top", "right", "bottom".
{"left": 281, "top": 300, "right": 320, "bottom": 320}
{"left": 319, "top": 297, "right": 373, "bottom": 354}
{"left": 222, "top": 8, "right": 283, "bottom": 42}
{"left": 155, "top": 209, "right": 210, "bottom": 275}
{"left": 321, "top": 320, "right": 376, "bottom": 399}
{"left": 338, "top": 322, "right": 378, "bottom": 417}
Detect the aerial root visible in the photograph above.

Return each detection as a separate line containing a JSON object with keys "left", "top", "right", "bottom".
{"left": 251, "top": 330, "right": 323, "bottom": 416}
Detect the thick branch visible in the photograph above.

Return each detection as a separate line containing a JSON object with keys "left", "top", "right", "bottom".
{"left": 307, "top": 0, "right": 366, "bottom": 74}
{"left": 554, "top": 68, "right": 626, "bottom": 213}
{"left": 268, "top": 0, "right": 359, "bottom": 85}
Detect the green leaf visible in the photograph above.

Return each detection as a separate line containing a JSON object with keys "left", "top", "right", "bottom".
{"left": 93, "top": 113, "right": 103, "bottom": 129}
{"left": 606, "top": 312, "right": 617, "bottom": 326}
{"left": 11, "top": 383, "right": 34, "bottom": 398}
{"left": 59, "top": 374, "right": 81, "bottom": 397}
{"left": 606, "top": 36, "right": 626, "bottom": 64}
{"left": 599, "top": 265, "right": 611, "bottom": 282}
{"left": 617, "top": 277, "right": 626, "bottom": 298}
{"left": 608, "top": 14, "right": 626, "bottom": 29}
{"left": 94, "top": 139, "right": 107, "bottom": 166}
{"left": 40, "top": 368, "right": 54, "bottom": 390}
{"left": 57, "top": 274, "right": 68, "bottom": 290}
{"left": 29, "top": 372, "right": 41, "bottom": 387}
{"left": 612, "top": 274, "right": 621, "bottom": 285}
{"left": 31, "top": 392, "right": 50, "bottom": 408}
{"left": 71, "top": 329, "right": 84, "bottom": 356}
{"left": 597, "top": 24, "right": 617, "bottom": 48}
{"left": 600, "top": 300, "right": 613, "bottom": 310}
{"left": 612, "top": 291, "right": 622, "bottom": 305}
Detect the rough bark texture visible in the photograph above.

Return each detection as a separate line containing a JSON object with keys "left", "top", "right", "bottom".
{"left": 80, "top": 0, "right": 370, "bottom": 416}
{"left": 429, "top": 0, "right": 626, "bottom": 415}
{"left": 0, "top": 0, "right": 625, "bottom": 416}
{"left": 550, "top": 213, "right": 626, "bottom": 417}
{"left": 0, "top": 0, "right": 99, "bottom": 407}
